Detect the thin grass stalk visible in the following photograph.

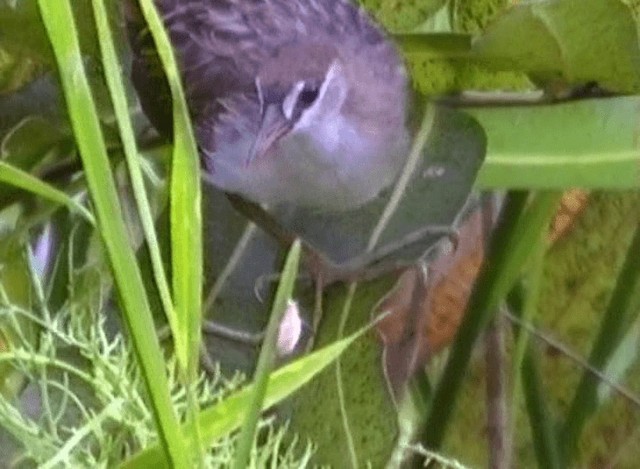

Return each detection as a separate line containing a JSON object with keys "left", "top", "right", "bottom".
{"left": 560, "top": 219, "right": 640, "bottom": 462}
{"left": 135, "top": 0, "right": 204, "bottom": 462}
{"left": 233, "top": 240, "right": 302, "bottom": 469}
{"left": 508, "top": 238, "right": 545, "bottom": 461}
{"left": 522, "top": 343, "right": 562, "bottom": 469}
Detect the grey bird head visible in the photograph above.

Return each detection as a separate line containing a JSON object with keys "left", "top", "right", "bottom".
{"left": 127, "top": 0, "right": 410, "bottom": 211}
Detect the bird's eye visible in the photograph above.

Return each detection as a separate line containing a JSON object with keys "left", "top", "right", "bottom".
{"left": 282, "top": 81, "right": 320, "bottom": 120}
{"left": 298, "top": 85, "right": 319, "bottom": 107}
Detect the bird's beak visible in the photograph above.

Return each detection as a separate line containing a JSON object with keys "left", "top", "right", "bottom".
{"left": 245, "top": 104, "right": 290, "bottom": 166}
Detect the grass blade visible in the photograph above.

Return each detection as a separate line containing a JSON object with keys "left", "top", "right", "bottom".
{"left": 136, "top": 0, "right": 203, "bottom": 377}
{"left": 420, "top": 191, "right": 561, "bottom": 450}
{"left": 560, "top": 220, "right": 640, "bottom": 462}
{"left": 121, "top": 322, "right": 366, "bottom": 469}
{"left": 508, "top": 284, "right": 563, "bottom": 469}
{"left": 90, "top": 0, "right": 175, "bottom": 356}
{"left": 522, "top": 344, "right": 562, "bottom": 469}
{"left": 36, "top": 1, "right": 187, "bottom": 465}
{"left": 233, "top": 239, "right": 302, "bottom": 469}
{"left": 0, "top": 161, "right": 94, "bottom": 224}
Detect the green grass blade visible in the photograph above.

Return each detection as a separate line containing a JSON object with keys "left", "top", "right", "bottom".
{"left": 420, "top": 191, "right": 561, "bottom": 450}
{"left": 560, "top": 220, "right": 640, "bottom": 462}
{"left": 36, "top": 1, "right": 187, "bottom": 465}
{"left": 90, "top": 0, "right": 175, "bottom": 353}
{"left": 121, "top": 324, "right": 366, "bottom": 469}
{"left": 0, "top": 161, "right": 94, "bottom": 224}
{"left": 233, "top": 239, "right": 302, "bottom": 469}
{"left": 514, "top": 243, "right": 561, "bottom": 468}
{"left": 522, "top": 344, "right": 562, "bottom": 469}
{"left": 137, "top": 0, "right": 202, "bottom": 377}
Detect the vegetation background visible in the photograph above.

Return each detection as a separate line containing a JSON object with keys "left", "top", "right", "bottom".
{"left": 0, "top": 0, "right": 639, "bottom": 467}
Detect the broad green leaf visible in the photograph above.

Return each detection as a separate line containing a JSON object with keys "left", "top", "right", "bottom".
{"left": 367, "top": 0, "right": 448, "bottom": 32}
{"left": 396, "top": 33, "right": 472, "bottom": 58}
{"left": 289, "top": 277, "right": 400, "bottom": 467}
{"left": 0, "top": 0, "right": 51, "bottom": 92}
{"left": 469, "top": 96, "right": 640, "bottom": 189}
{"left": 0, "top": 75, "right": 65, "bottom": 137}
{"left": 0, "top": 115, "right": 73, "bottom": 211}
{"left": 1, "top": 116, "right": 67, "bottom": 171}
{"left": 472, "top": 0, "right": 640, "bottom": 93}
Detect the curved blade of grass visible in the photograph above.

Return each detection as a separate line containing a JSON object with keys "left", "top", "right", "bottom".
{"left": 560, "top": 220, "right": 640, "bottom": 462}
{"left": 420, "top": 191, "right": 561, "bottom": 450}
{"left": 90, "top": 0, "right": 175, "bottom": 358}
{"left": 137, "top": 0, "right": 202, "bottom": 377}
{"left": 468, "top": 97, "right": 640, "bottom": 189}
{"left": 36, "top": 1, "right": 187, "bottom": 465}
{"left": 121, "top": 323, "right": 368, "bottom": 469}
{"left": 0, "top": 161, "right": 94, "bottom": 224}
{"left": 233, "top": 239, "right": 301, "bottom": 469}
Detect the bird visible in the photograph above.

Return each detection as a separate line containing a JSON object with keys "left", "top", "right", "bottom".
{"left": 126, "top": 0, "right": 410, "bottom": 211}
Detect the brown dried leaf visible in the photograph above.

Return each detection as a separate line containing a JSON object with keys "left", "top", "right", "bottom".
{"left": 548, "top": 189, "right": 589, "bottom": 243}
{"left": 375, "top": 190, "right": 589, "bottom": 399}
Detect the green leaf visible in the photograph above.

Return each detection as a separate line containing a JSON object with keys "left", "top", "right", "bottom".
{"left": 289, "top": 277, "right": 400, "bottom": 467}
{"left": 90, "top": 0, "right": 175, "bottom": 379}
{"left": 395, "top": 32, "right": 472, "bottom": 58}
{"left": 1, "top": 116, "right": 67, "bottom": 171}
{"left": 472, "top": 0, "right": 640, "bottom": 92}
{"left": 469, "top": 96, "right": 640, "bottom": 189}
{"left": 0, "top": 0, "right": 51, "bottom": 92}
{"left": 0, "top": 114, "right": 72, "bottom": 211}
